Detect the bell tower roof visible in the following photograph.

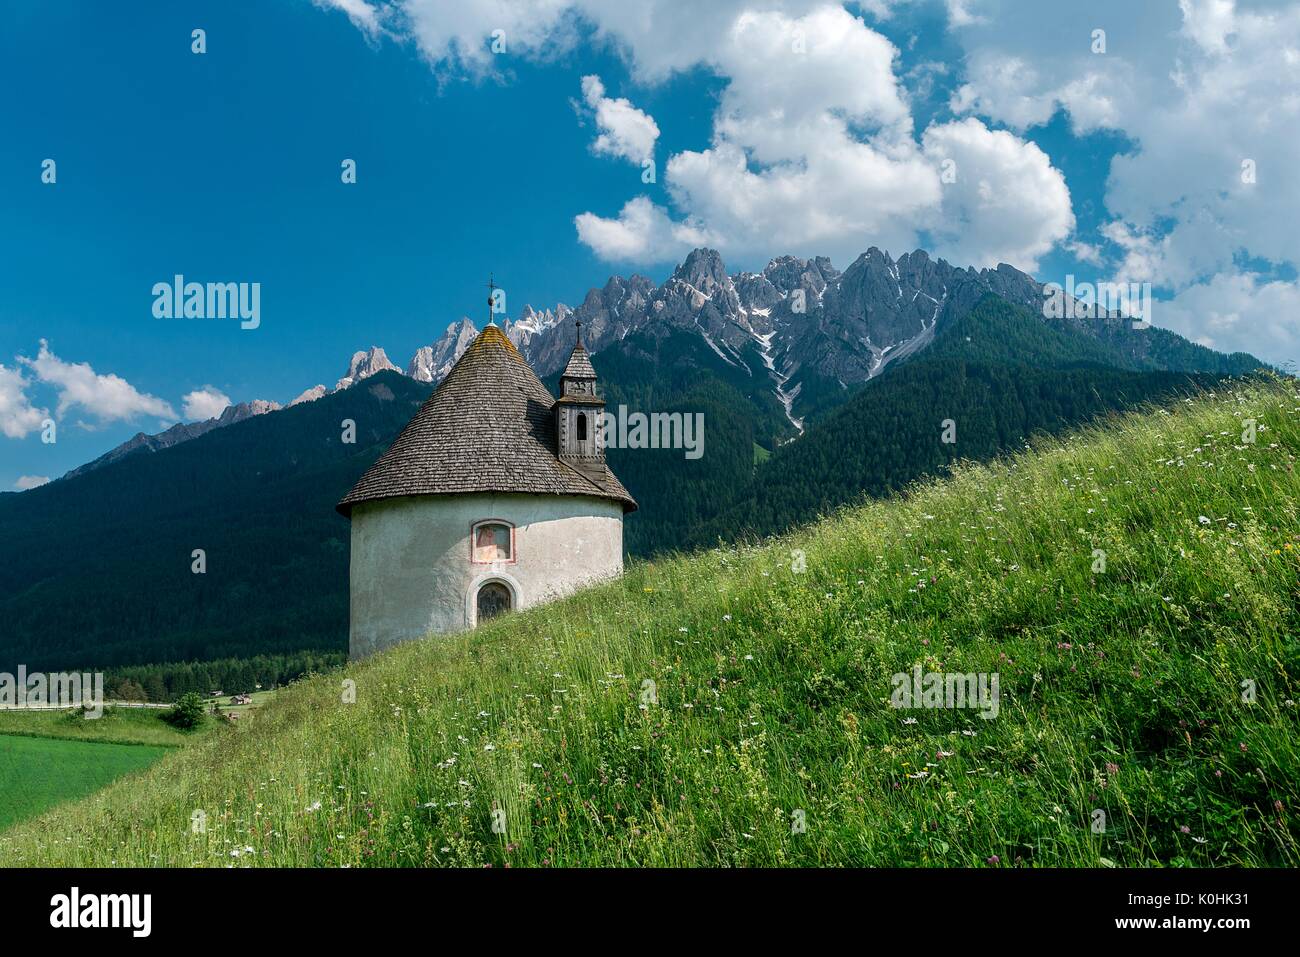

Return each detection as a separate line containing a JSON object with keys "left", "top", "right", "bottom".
{"left": 560, "top": 320, "right": 597, "bottom": 381}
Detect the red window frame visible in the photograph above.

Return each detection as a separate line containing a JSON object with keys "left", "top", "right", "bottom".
{"left": 469, "top": 519, "right": 517, "bottom": 565}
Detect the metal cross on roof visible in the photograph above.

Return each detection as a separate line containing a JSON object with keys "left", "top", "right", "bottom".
{"left": 486, "top": 273, "right": 498, "bottom": 326}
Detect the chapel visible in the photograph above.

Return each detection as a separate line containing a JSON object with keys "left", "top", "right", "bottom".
{"left": 337, "top": 309, "right": 635, "bottom": 659}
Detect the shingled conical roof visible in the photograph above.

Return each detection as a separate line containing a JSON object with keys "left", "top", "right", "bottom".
{"left": 561, "top": 342, "right": 596, "bottom": 381}
{"left": 337, "top": 325, "right": 636, "bottom": 516}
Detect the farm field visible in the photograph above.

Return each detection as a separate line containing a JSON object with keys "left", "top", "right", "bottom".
{"left": 0, "top": 734, "right": 170, "bottom": 831}
{"left": 0, "top": 700, "right": 269, "bottom": 830}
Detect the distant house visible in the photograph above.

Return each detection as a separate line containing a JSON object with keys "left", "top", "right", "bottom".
{"left": 230, "top": 693, "right": 253, "bottom": 705}
{"left": 209, "top": 690, "right": 224, "bottom": 698}
{"left": 337, "top": 318, "right": 636, "bottom": 660}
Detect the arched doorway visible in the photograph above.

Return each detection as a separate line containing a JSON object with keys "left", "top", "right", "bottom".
{"left": 476, "top": 581, "right": 512, "bottom": 623}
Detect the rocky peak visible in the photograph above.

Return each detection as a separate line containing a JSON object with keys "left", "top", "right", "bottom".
{"left": 673, "top": 248, "right": 729, "bottom": 293}
{"left": 290, "top": 385, "right": 327, "bottom": 406}
{"left": 409, "top": 319, "right": 478, "bottom": 384}
{"left": 216, "top": 399, "right": 281, "bottom": 426}
{"left": 335, "top": 347, "right": 399, "bottom": 391}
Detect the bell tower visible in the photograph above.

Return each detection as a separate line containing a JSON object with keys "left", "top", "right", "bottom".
{"left": 556, "top": 320, "right": 606, "bottom": 481}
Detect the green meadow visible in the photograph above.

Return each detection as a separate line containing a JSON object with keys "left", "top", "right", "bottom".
{"left": 0, "top": 706, "right": 223, "bottom": 830}
{"left": 0, "top": 705, "right": 206, "bottom": 747}
{"left": 0, "top": 734, "right": 170, "bottom": 832}
{"left": 1, "top": 379, "right": 1297, "bottom": 866}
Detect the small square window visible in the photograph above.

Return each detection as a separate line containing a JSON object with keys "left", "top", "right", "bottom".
{"left": 473, "top": 523, "right": 512, "bottom": 562}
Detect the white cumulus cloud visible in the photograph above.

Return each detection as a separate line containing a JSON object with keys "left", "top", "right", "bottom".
{"left": 182, "top": 386, "right": 232, "bottom": 422}
{"left": 575, "top": 196, "right": 716, "bottom": 263}
{"left": 320, "top": 2, "right": 1075, "bottom": 270}
{"left": 1157, "top": 273, "right": 1300, "bottom": 369}
{"left": 574, "top": 5, "right": 1072, "bottom": 268}
{"left": 580, "top": 75, "right": 659, "bottom": 164}
{"left": 313, "top": 0, "right": 385, "bottom": 37}
{"left": 17, "top": 340, "right": 176, "bottom": 427}
{"left": 920, "top": 118, "right": 1075, "bottom": 270}
{"left": 0, "top": 363, "right": 48, "bottom": 439}
{"left": 14, "top": 475, "right": 50, "bottom": 491}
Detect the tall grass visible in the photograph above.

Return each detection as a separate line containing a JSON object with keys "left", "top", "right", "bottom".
{"left": 2, "top": 380, "right": 1297, "bottom": 867}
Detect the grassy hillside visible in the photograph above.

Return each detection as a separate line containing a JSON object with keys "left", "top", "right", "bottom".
{"left": 3, "top": 379, "right": 1298, "bottom": 866}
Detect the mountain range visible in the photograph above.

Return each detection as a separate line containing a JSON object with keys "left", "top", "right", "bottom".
{"left": 58, "top": 247, "right": 1261, "bottom": 481}
{"left": 0, "top": 245, "right": 1268, "bottom": 673}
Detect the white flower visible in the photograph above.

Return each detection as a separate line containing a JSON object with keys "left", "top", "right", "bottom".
{"left": 1198, "top": 515, "right": 1211, "bottom": 525}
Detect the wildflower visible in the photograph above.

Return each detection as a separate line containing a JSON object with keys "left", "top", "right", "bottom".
{"left": 987, "top": 855, "right": 999, "bottom": 865}
{"left": 1179, "top": 825, "right": 1191, "bottom": 834}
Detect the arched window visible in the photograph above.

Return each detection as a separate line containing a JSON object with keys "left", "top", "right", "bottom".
{"left": 472, "top": 521, "right": 513, "bottom": 563}
{"left": 576, "top": 412, "right": 588, "bottom": 441}
{"left": 476, "top": 581, "right": 512, "bottom": 623}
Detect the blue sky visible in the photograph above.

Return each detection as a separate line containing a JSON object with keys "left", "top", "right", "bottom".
{"left": 3, "top": 0, "right": 1297, "bottom": 489}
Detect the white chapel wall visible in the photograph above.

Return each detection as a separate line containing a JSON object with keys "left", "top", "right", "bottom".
{"left": 347, "top": 492, "right": 624, "bottom": 659}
